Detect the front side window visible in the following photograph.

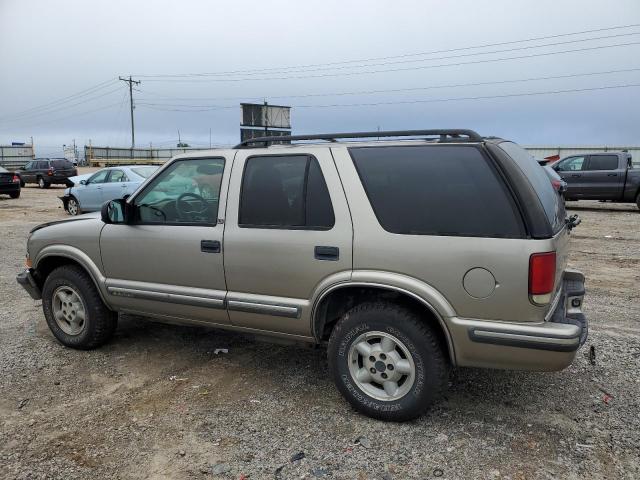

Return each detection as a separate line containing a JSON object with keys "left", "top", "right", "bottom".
{"left": 350, "top": 145, "right": 523, "bottom": 238}
{"left": 134, "top": 158, "right": 224, "bottom": 225}
{"left": 557, "top": 156, "right": 585, "bottom": 171}
{"left": 88, "top": 170, "right": 109, "bottom": 184}
{"left": 586, "top": 155, "right": 618, "bottom": 171}
{"left": 239, "top": 155, "right": 335, "bottom": 229}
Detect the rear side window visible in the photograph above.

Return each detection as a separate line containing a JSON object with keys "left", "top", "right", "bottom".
{"left": 587, "top": 155, "right": 618, "bottom": 171}
{"left": 498, "top": 142, "right": 565, "bottom": 234}
{"left": 239, "top": 155, "right": 335, "bottom": 229}
{"left": 350, "top": 145, "right": 523, "bottom": 237}
{"left": 52, "top": 159, "right": 72, "bottom": 168}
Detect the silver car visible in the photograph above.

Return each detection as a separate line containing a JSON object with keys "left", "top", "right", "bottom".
{"left": 61, "top": 165, "right": 158, "bottom": 215}
{"left": 17, "top": 129, "right": 586, "bottom": 421}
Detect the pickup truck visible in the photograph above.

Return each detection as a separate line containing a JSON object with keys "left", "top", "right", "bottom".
{"left": 552, "top": 152, "right": 640, "bottom": 209}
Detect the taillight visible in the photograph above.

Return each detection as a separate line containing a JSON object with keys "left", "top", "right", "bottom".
{"left": 551, "top": 179, "right": 562, "bottom": 191}
{"left": 529, "top": 252, "right": 556, "bottom": 304}
{"left": 48, "top": 167, "right": 54, "bottom": 176}
{"left": 12, "top": 175, "right": 20, "bottom": 183}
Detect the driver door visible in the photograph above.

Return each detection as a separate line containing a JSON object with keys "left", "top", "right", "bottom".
{"left": 80, "top": 169, "right": 110, "bottom": 210}
{"left": 99, "top": 155, "right": 232, "bottom": 325}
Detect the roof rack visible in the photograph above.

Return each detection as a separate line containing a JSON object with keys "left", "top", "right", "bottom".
{"left": 234, "top": 129, "right": 482, "bottom": 148}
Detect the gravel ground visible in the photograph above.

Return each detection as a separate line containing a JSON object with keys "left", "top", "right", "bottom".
{"left": 1, "top": 182, "right": 639, "bottom": 479}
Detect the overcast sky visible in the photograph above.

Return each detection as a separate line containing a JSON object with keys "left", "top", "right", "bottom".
{"left": 1, "top": 0, "right": 639, "bottom": 156}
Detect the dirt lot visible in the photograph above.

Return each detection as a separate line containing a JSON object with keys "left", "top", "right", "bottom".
{"left": 1, "top": 180, "right": 639, "bottom": 480}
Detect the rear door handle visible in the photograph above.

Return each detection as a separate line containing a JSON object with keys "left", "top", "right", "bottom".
{"left": 607, "top": 173, "right": 617, "bottom": 177}
{"left": 315, "top": 246, "right": 339, "bottom": 261}
{"left": 201, "top": 240, "right": 221, "bottom": 253}
{"left": 571, "top": 174, "right": 581, "bottom": 177}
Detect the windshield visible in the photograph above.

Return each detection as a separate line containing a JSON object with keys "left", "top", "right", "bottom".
{"left": 498, "top": 142, "right": 565, "bottom": 234}
{"left": 132, "top": 166, "right": 158, "bottom": 178}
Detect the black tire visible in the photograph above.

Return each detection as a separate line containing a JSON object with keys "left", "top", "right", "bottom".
{"left": 20, "top": 180, "right": 25, "bottom": 187}
{"left": 37, "top": 177, "right": 50, "bottom": 189}
{"left": 328, "top": 302, "right": 447, "bottom": 421}
{"left": 9, "top": 191, "right": 20, "bottom": 199}
{"left": 42, "top": 265, "right": 117, "bottom": 349}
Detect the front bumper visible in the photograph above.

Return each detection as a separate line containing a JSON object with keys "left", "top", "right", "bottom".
{"left": 449, "top": 269, "right": 587, "bottom": 371}
{"left": 59, "top": 195, "right": 70, "bottom": 211}
{"left": 16, "top": 269, "right": 42, "bottom": 300}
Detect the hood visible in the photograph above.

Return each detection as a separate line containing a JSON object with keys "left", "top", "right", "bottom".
{"left": 67, "top": 172, "right": 93, "bottom": 186}
{"left": 29, "top": 211, "right": 101, "bottom": 234}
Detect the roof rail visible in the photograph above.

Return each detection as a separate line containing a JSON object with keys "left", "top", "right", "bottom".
{"left": 234, "top": 129, "right": 482, "bottom": 148}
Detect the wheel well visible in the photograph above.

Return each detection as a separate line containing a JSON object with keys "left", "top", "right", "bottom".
{"left": 314, "top": 286, "right": 453, "bottom": 362}
{"left": 34, "top": 256, "right": 89, "bottom": 289}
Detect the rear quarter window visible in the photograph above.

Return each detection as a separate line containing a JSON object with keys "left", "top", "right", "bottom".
{"left": 349, "top": 145, "right": 524, "bottom": 238}
{"left": 498, "top": 142, "right": 565, "bottom": 234}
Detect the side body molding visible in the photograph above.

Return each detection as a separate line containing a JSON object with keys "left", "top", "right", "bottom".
{"left": 310, "top": 270, "right": 457, "bottom": 364}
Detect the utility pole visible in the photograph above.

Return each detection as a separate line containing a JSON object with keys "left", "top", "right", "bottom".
{"left": 119, "top": 75, "right": 141, "bottom": 148}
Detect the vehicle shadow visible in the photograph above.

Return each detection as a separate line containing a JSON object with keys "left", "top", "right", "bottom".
{"left": 106, "top": 314, "right": 571, "bottom": 413}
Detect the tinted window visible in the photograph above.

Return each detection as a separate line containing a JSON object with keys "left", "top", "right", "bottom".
{"left": 134, "top": 158, "right": 224, "bottom": 225}
{"left": 52, "top": 159, "right": 72, "bottom": 169}
{"left": 557, "top": 156, "right": 585, "bottom": 171}
{"left": 350, "top": 145, "right": 523, "bottom": 237}
{"left": 587, "top": 155, "right": 618, "bottom": 171}
{"left": 108, "top": 170, "right": 128, "bottom": 182}
{"left": 239, "top": 155, "right": 335, "bottom": 229}
{"left": 499, "top": 142, "right": 565, "bottom": 234}
{"left": 36, "top": 161, "right": 47, "bottom": 169}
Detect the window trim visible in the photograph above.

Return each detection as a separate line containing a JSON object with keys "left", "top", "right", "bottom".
{"left": 238, "top": 153, "right": 336, "bottom": 231}
{"left": 349, "top": 144, "right": 527, "bottom": 239}
{"left": 129, "top": 156, "right": 226, "bottom": 228}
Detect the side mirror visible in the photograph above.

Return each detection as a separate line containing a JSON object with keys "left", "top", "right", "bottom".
{"left": 101, "top": 198, "right": 130, "bottom": 224}
{"left": 79, "top": 179, "right": 87, "bottom": 185}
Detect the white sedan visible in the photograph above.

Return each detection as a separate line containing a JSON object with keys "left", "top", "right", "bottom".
{"left": 60, "top": 165, "right": 158, "bottom": 215}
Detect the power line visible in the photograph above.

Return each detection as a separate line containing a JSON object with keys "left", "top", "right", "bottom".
{"left": 134, "top": 23, "right": 640, "bottom": 78}
{"left": 294, "top": 83, "right": 640, "bottom": 109}
{"left": 135, "top": 67, "right": 640, "bottom": 106}
{"left": 0, "top": 86, "right": 124, "bottom": 125}
{"left": 0, "top": 78, "right": 118, "bottom": 121}
{"left": 134, "top": 83, "right": 640, "bottom": 112}
{"left": 139, "top": 41, "right": 640, "bottom": 83}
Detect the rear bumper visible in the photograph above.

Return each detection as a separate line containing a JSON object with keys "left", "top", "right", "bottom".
{"left": 449, "top": 269, "right": 587, "bottom": 371}
{"left": 0, "top": 183, "right": 20, "bottom": 193}
{"left": 16, "top": 269, "right": 42, "bottom": 300}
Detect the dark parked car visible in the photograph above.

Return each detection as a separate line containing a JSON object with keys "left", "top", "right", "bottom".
{"left": 17, "top": 158, "right": 78, "bottom": 189}
{"left": 552, "top": 152, "right": 640, "bottom": 209}
{"left": 0, "top": 166, "right": 21, "bottom": 198}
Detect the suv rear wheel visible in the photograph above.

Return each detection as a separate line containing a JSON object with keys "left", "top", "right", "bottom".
{"left": 37, "top": 177, "right": 50, "bottom": 189}
{"left": 42, "top": 265, "right": 117, "bottom": 349}
{"left": 328, "top": 302, "right": 447, "bottom": 421}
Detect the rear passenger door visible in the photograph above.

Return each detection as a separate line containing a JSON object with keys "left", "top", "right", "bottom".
{"left": 223, "top": 149, "right": 353, "bottom": 337}
{"left": 99, "top": 169, "right": 131, "bottom": 204}
{"left": 581, "top": 155, "right": 622, "bottom": 199}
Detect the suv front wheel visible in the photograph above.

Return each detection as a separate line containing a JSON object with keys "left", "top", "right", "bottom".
{"left": 328, "top": 302, "right": 447, "bottom": 421}
{"left": 42, "top": 265, "right": 117, "bottom": 349}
